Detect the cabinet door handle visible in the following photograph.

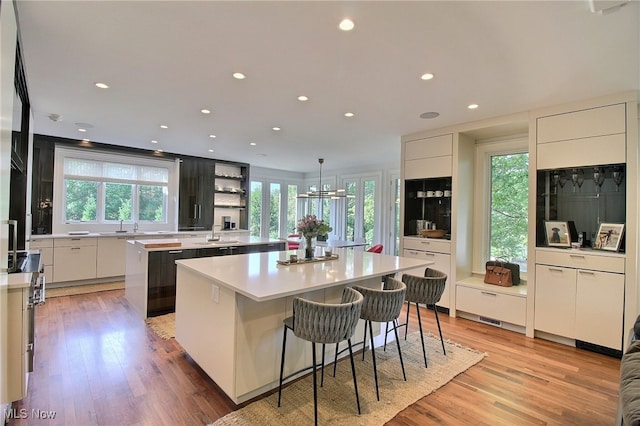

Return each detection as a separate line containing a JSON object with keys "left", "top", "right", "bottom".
{"left": 193, "top": 204, "right": 198, "bottom": 219}
{"left": 425, "top": 252, "right": 436, "bottom": 257}
{"left": 578, "top": 270, "right": 596, "bottom": 275}
{"left": 548, "top": 268, "right": 564, "bottom": 272}
{"left": 407, "top": 250, "right": 418, "bottom": 255}
{"left": 420, "top": 241, "right": 431, "bottom": 245}
{"left": 569, "top": 254, "right": 585, "bottom": 259}
{"left": 481, "top": 291, "right": 497, "bottom": 297}
{"left": 71, "top": 247, "right": 81, "bottom": 250}
{"left": 169, "top": 250, "right": 183, "bottom": 254}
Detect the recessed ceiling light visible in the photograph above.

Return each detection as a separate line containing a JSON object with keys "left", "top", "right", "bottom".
{"left": 297, "top": 95, "right": 309, "bottom": 102}
{"left": 157, "top": 149, "right": 164, "bottom": 152}
{"left": 338, "top": 18, "right": 355, "bottom": 31}
{"left": 208, "top": 149, "right": 214, "bottom": 153}
{"left": 420, "top": 111, "right": 440, "bottom": 119}
{"left": 81, "top": 138, "right": 91, "bottom": 143}
{"left": 233, "top": 72, "right": 246, "bottom": 80}
{"left": 250, "top": 142, "right": 257, "bottom": 146}
{"left": 344, "top": 112, "right": 355, "bottom": 118}
{"left": 468, "top": 104, "right": 479, "bottom": 109}
{"left": 209, "top": 134, "right": 216, "bottom": 138}
{"left": 75, "top": 122, "right": 93, "bottom": 128}
{"left": 160, "top": 125, "right": 168, "bottom": 129}
{"left": 151, "top": 140, "right": 158, "bottom": 144}
{"left": 95, "top": 82, "right": 109, "bottom": 89}
{"left": 78, "top": 128, "right": 87, "bottom": 132}
{"left": 272, "top": 126, "right": 281, "bottom": 131}
{"left": 201, "top": 109, "right": 211, "bottom": 114}
{"left": 420, "top": 73, "right": 434, "bottom": 80}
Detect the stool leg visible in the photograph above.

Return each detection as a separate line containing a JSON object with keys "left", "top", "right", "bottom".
{"left": 320, "top": 344, "right": 326, "bottom": 387}
{"left": 277, "top": 326, "right": 288, "bottom": 407}
{"left": 368, "top": 320, "right": 380, "bottom": 401}
{"left": 362, "top": 321, "right": 368, "bottom": 361}
{"left": 312, "top": 342, "right": 318, "bottom": 426}
{"left": 404, "top": 300, "right": 410, "bottom": 340}
{"left": 415, "top": 302, "right": 428, "bottom": 368}
{"left": 383, "top": 321, "right": 389, "bottom": 351}
{"left": 433, "top": 305, "right": 446, "bottom": 355}
{"left": 347, "top": 338, "right": 361, "bottom": 414}
{"left": 393, "top": 319, "right": 406, "bottom": 381}
{"left": 333, "top": 342, "right": 339, "bottom": 377}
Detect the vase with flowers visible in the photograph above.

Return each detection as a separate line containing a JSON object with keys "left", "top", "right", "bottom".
{"left": 296, "top": 214, "right": 332, "bottom": 260}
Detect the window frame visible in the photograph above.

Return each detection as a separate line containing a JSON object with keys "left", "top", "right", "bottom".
{"left": 472, "top": 135, "right": 529, "bottom": 276}
{"left": 53, "top": 147, "right": 178, "bottom": 234}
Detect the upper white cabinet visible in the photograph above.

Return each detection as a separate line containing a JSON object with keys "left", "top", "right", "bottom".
{"left": 404, "top": 134, "right": 453, "bottom": 179}
{"left": 537, "top": 103, "right": 626, "bottom": 169}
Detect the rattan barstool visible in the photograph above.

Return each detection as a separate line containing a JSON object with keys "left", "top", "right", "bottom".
{"left": 277, "top": 287, "right": 363, "bottom": 426}
{"left": 352, "top": 277, "right": 407, "bottom": 401}
{"left": 398, "top": 269, "right": 448, "bottom": 367}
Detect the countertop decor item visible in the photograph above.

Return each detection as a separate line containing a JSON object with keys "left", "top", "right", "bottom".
{"left": 296, "top": 214, "right": 332, "bottom": 259}
{"left": 419, "top": 229, "right": 447, "bottom": 239}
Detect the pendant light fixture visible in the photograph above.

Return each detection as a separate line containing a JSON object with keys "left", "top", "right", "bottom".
{"left": 297, "top": 158, "right": 354, "bottom": 200}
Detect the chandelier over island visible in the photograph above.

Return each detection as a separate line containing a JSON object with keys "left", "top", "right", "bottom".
{"left": 297, "top": 158, "right": 354, "bottom": 200}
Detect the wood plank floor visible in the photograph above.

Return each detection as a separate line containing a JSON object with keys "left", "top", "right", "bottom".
{"left": 8, "top": 289, "right": 621, "bottom": 425}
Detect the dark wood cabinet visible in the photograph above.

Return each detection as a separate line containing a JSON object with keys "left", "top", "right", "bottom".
{"left": 147, "top": 249, "right": 196, "bottom": 317}
{"left": 178, "top": 158, "right": 215, "bottom": 231}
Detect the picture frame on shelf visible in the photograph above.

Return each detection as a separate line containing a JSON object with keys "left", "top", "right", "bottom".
{"left": 594, "top": 223, "right": 625, "bottom": 251}
{"left": 544, "top": 221, "right": 571, "bottom": 247}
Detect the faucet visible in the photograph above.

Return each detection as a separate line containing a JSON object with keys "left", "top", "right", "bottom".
{"left": 133, "top": 222, "right": 139, "bottom": 232}
{"left": 210, "top": 224, "right": 222, "bottom": 241}
{"left": 119, "top": 220, "right": 124, "bottom": 232}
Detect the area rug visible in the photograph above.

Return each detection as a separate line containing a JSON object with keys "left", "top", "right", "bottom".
{"left": 208, "top": 333, "right": 486, "bottom": 426}
{"left": 46, "top": 281, "right": 124, "bottom": 298}
{"left": 145, "top": 313, "right": 175, "bottom": 340}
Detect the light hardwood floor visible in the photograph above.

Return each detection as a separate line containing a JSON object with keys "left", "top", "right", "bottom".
{"left": 8, "top": 289, "right": 621, "bottom": 425}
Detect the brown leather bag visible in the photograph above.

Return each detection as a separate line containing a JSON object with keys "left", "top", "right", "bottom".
{"left": 484, "top": 263, "right": 513, "bottom": 287}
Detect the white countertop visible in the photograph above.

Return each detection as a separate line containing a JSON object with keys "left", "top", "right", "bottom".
{"left": 175, "top": 248, "right": 433, "bottom": 302}
{"left": 1, "top": 273, "right": 32, "bottom": 289}
{"left": 30, "top": 229, "right": 248, "bottom": 240}
{"left": 131, "top": 236, "right": 284, "bottom": 251}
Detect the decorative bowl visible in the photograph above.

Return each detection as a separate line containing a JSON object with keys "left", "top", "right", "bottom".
{"left": 420, "top": 229, "right": 447, "bottom": 239}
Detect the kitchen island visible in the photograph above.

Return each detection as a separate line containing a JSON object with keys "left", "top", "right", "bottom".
{"left": 125, "top": 236, "right": 285, "bottom": 318}
{"left": 175, "top": 249, "right": 432, "bottom": 403}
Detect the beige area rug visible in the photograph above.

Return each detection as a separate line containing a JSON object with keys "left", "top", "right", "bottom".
{"left": 145, "top": 313, "right": 176, "bottom": 340}
{"left": 208, "top": 333, "right": 486, "bottom": 426}
{"left": 46, "top": 281, "right": 124, "bottom": 298}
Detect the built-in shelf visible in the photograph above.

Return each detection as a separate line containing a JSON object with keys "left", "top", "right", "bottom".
{"left": 456, "top": 275, "right": 527, "bottom": 297}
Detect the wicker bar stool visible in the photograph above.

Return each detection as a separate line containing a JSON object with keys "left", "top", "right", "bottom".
{"left": 277, "top": 287, "right": 363, "bottom": 426}
{"left": 399, "top": 269, "right": 448, "bottom": 367}
{"left": 352, "top": 277, "right": 407, "bottom": 401}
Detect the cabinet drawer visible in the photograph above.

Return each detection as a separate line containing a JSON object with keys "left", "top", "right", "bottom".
{"left": 54, "top": 237, "right": 97, "bottom": 248}
{"left": 405, "top": 134, "right": 453, "bottom": 160}
{"left": 537, "top": 103, "right": 626, "bottom": 144}
{"left": 403, "top": 237, "right": 450, "bottom": 254}
{"left": 53, "top": 246, "right": 97, "bottom": 282}
{"left": 537, "top": 133, "right": 625, "bottom": 169}
{"left": 456, "top": 285, "right": 526, "bottom": 326}
{"left": 405, "top": 156, "right": 452, "bottom": 180}
{"left": 402, "top": 249, "right": 451, "bottom": 308}
{"left": 536, "top": 249, "right": 624, "bottom": 273}
{"left": 29, "top": 238, "right": 53, "bottom": 249}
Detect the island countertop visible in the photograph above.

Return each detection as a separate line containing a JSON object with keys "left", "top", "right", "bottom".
{"left": 175, "top": 248, "right": 432, "bottom": 302}
{"left": 130, "top": 235, "right": 283, "bottom": 251}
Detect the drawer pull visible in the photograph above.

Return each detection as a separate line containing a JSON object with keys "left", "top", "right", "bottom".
{"left": 169, "top": 250, "right": 183, "bottom": 254}
{"left": 569, "top": 254, "right": 586, "bottom": 259}
{"left": 71, "top": 247, "right": 81, "bottom": 250}
{"left": 578, "top": 270, "right": 596, "bottom": 275}
{"left": 548, "top": 268, "right": 564, "bottom": 272}
{"left": 420, "top": 241, "right": 431, "bottom": 245}
{"left": 481, "top": 291, "right": 497, "bottom": 296}
{"left": 425, "top": 253, "right": 436, "bottom": 257}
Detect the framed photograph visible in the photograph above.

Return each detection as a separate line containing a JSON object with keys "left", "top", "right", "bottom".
{"left": 594, "top": 223, "right": 625, "bottom": 251}
{"left": 544, "top": 221, "right": 571, "bottom": 247}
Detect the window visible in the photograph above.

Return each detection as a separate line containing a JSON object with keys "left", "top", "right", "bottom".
{"left": 342, "top": 175, "right": 380, "bottom": 246}
{"left": 57, "top": 150, "right": 172, "bottom": 228}
{"left": 269, "top": 183, "right": 281, "bottom": 239}
{"left": 483, "top": 148, "right": 528, "bottom": 272}
{"left": 249, "top": 181, "right": 263, "bottom": 237}
{"left": 287, "top": 185, "right": 298, "bottom": 234}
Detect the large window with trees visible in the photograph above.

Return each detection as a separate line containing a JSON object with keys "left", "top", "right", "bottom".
{"left": 59, "top": 153, "right": 170, "bottom": 226}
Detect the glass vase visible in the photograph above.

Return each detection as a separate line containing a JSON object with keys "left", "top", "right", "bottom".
{"left": 304, "top": 236, "right": 315, "bottom": 260}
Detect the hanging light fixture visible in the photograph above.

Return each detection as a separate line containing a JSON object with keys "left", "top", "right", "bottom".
{"left": 297, "top": 158, "right": 354, "bottom": 200}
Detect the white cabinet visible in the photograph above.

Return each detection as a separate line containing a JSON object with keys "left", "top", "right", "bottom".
{"left": 456, "top": 283, "right": 526, "bottom": 327}
{"left": 53, "top": 237, "right": 97, "bottom": 283}
{"left": 403, "top": 237, "right": 451, "bottom": 308}
{"left": 29, "top": 238, "right": 53, "bottom": 284}
{"left": 534, "top": 265, "right": 576, "bottom": 337}
{"left": 404, "top": 134, "right": 453, "bottom": 179}
{"left": 97, "top": 236, "right": 130, "bottom": 278}
{"left": 575, "top": 269, "right": 624, "bottom": 350}
{"left": 7, "top": 285, "right": 30, "bottom": 401}
{"left": 537, "top": 103, "right": 626, "bottom": 169}
{"left": 534, "top": 249, "right": 625, "bottom": 351}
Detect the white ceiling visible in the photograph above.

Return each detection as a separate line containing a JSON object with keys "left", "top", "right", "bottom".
{"left": 15, "top": 1, "right": 640, "bottom": 173}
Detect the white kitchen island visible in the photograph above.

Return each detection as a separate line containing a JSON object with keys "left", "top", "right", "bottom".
{"left": 175, "top": 248, "right": 432, "bottom": 403}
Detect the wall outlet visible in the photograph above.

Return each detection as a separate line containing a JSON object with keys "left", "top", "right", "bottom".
{"left": 211, "top": 284, "right": 219, "bottom": 303}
